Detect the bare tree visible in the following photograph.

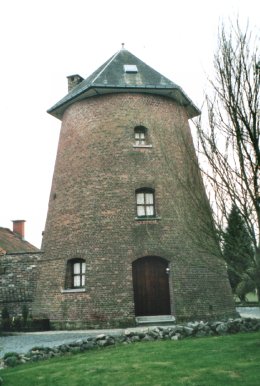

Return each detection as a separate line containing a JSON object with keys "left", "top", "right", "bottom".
{"left": 195, "top": 20, "right": 260, "bottom": 302}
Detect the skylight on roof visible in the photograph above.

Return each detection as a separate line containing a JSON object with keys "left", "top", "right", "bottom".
{"left": 124, "top": 64, "right": 138, "bottom": 73}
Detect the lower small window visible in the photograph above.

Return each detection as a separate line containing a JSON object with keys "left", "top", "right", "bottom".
{"left": 73, "top": 260, "right": 86, "bottom": 288}
{"left": 65, "top": 259, "right": 86, "bottom": 289}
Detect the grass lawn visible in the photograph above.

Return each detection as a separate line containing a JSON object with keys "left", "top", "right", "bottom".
{"left": 235, "top": 292, "right": 258, "bottom": 304}
{"left": 1, "top": 332, "right": 260, "bottom": 386}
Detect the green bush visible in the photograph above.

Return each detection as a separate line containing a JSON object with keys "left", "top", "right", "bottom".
{"left": 0, "top": 305, "right": 50, "bottom": 332}
{"left": 12, "top": 317, "right": 22, "bottom": 331}
{"left": 4, "top": 356, "right": 18, "bottom": 367}
{"left": 1, "top": 307, "right": 11, "bottom": 331}
{"left": 22, "top": 305, "right": 29, "bottom": 324}
{"left": 3, "top": 352, "right": 19, "bottom": 360}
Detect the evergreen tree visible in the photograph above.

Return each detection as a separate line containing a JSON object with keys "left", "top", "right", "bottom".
{"left": 223, "top": 205, "right": 255, "bottom": 301}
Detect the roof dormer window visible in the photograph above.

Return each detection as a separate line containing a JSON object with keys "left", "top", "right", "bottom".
{"left": 124, "top": 64, "right": 138, "bottom": 73}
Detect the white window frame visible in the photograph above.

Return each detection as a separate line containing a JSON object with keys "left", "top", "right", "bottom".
{"left": 133, "top": 126, "right": 153, "bottom": 148}
{"left": 135, "top": 128, "right": 146, "bottom": 145}
{"left": 72, "top": 260, "right": 86, "bottom": 288}
{"left": 136, "top": 189, "right": 155, "bottom": 218}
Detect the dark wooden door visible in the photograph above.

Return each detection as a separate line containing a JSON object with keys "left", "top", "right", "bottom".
{"left": 132, "top": 256, "right": 171, "bottom": 316}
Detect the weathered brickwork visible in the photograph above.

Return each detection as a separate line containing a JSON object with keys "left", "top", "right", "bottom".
{"left": 33, "top": 93, "right": 236, "bottom": 328}
{"left": 0, "top": 252, "right": 41, "bottom": 318}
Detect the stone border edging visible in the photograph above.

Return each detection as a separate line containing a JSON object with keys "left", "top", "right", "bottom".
{"left": 1, "top": 317, "right": 260, "bottom": 369}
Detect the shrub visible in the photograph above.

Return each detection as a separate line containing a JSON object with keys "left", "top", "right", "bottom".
{"left": 3, "top": 352, "right": 19, "bottom": 359}
{"left": 1, "top": 307, "right": 11, "bottom": 331}
{"left": 4, "top": 356, "right": 18, "bottom": 367}
{"left": 22, "top": 304, "right": 29, "bottom": 324}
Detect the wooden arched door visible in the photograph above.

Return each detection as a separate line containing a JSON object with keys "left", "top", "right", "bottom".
{"left": 132, "top": 256, "right": 171, "bottom": 316}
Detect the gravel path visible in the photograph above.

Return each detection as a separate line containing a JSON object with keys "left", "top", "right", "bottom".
{"left": 0, "top": 329, "right": 124, "bottom": 358}
{"left": 236, "top": 307, "right": 260, "bottom": 319}
{"left": 1, "top": 307, "right": 259, "bottom": 358}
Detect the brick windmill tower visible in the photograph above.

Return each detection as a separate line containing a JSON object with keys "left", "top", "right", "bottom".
{"left": 35, "top": 46, "right": 236, "bottom": 328}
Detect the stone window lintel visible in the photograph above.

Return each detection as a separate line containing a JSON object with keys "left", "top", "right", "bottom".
{"left": 135, "top": 216, "right": 161, "bottom": 221}
{"left": 61, "top": 288, "right": 86, "bottom": 294}
{"left": 132, "top": 144, "right": 153, "bottom": 148}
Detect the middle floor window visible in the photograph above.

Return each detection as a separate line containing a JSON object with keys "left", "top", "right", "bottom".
{"left": 136, "top": 188, "right": 155, "bottom": 217}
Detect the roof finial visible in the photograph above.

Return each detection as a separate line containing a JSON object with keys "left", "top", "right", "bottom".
{"left": 121, "top": 43, "right": 125, "bottom": 50}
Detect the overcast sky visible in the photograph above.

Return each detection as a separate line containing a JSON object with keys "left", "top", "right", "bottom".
{"left": 0, "top": 0, "right": 259, "bottom": 248}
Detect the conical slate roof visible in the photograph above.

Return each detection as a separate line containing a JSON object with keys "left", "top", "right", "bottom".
{"left": 48, "top": 48, "right": 200, "bottom": 120}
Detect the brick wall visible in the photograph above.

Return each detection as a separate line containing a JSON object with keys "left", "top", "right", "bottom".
{"left": 0, "top": 252, "right": 42, "bottom": 318}
{"left": 34, "top": 93, "right": 236, "bottom": 328}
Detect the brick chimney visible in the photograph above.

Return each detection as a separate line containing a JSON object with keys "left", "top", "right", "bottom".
{"left": 12, "top": 220, "right": 25, "bottom": 239}
{"left": 67, "top": 74, "right": 84, "bottom": 92}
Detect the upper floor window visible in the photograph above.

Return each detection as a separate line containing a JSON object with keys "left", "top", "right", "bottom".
{"left": 134, "top": 126, "right": 146, "bottom": 146}
{"left": 65, "top": 258, "right": 86, "bottom": 289}
{"left": 136, "top": 188, "right": 155, "bottom": 217}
